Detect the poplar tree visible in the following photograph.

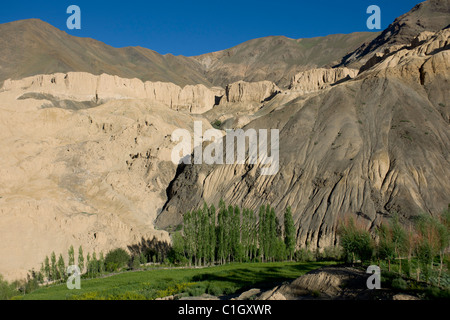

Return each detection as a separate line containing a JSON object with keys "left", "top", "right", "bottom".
{"left": 249, "top": 209, "right": 258, "bottom": 261}
{"left": 39, "top": 263, "right": 45, "bottom": 283}
{"left": 78, "top": 246, "right": 85, "bottom": 273}
{"left": 140, "top": 252, "right": 146, "bottom": 265}
{"left": 217, "top": 200, "right": 226, "bottom": 264}
{"left": 284, "top": 207, "right": 296, "bottom": 261}
{"left": 57, "top": 254, "right": 66, "bottom": 280}
{"left": 437, "top": 209, "right": 450, "bottom": 285}
{"left": 193, "top": 209, "right": 200, "bottom": 266}
{"left": 172, "top": 232, "right": 186, "bottom": 264}
{"left": 99, "top": 252, "right": 105, "bottom": 273}
{"left": 50, "top": 252, "right": 57, "bottom": 281}
{"left": 44, "top": 256, "right": 51, "bottom": 281}
{"left": 208, "top": 204, "right": 216, "bottom": 264}
{"left": 241, "top": 208, "right": 250, "bottom": 261}
{"left": 202, "top": 202, "right": 213, "bottom": 265}
{"left": 275, "top": 238, "right": 287, "bottom": 261}
{"left": 232, "top": 205, "right": 241, "bottom": 261}
{"left": 91, "top": 252, "right": 98, "bottom": 275}
{"left": 183, "top": 211, "right": 194, "bottom": 266}
{"left": 377, "top": 223, "right": 395, "bottom": 271}
{"left": 390, "top": 213, "right": 408, "bottom": 275}
{"left": 259, "top": 206, "right": 267, "bottom": 262}
{"left": 68, "top": 245, "right": 75, "bottom": 266}
{"left": 268, "top": 206, "right": 277, "bottom": 261}
{"left": 201, "top": 208, "right": 207, "bottom": 265}
{"left": 195, "top": 209, "right": 203, "bottom": 266}
{"left": 415, "top": 212, "right": 449, "bottom": 283}
{"left": 86, "top": 253, "right": 91, "bottom": 277}
{"left": 226, "top": 205, "right": 234, "bottom": 262}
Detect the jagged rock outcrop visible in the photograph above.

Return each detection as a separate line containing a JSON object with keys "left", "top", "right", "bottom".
{"left": 358, "top": 30, "right": 448, "bottom": 74}
{"left": 358, "top": 53, "right": 385, "bottom": 74}
{"left": 340, "top": 0, "right": 450, "bottom": 67}
{"left": 1, "top": 72, "right": 225, "bottom": 113}
{"left": 289, "top": 68, "right": 358, "bottom": 93}
{"left": 410, "top": 31, "right": 437, "bottom": 49}
{"left": 222, "top": 80, "right": 281, "bottom": 104}
{"left": 362, "top": 29, "right": 450, "bottom": 81}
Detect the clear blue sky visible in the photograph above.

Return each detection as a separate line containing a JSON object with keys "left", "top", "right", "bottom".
{"left": 1, "top": 0, "right": 424, "bottom": 56}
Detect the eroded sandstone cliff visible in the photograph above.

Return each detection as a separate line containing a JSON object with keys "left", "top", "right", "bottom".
{"left": 289, "top": 68, "right": 358, "bottom": 93}
{"left": 2, "top": 72, "right": 224, "bottom": 114}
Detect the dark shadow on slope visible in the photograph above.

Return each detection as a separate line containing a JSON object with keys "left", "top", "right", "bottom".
{"left": 160, "top": 161, "right": 188, "bottom": 215}
{"left": 261, "top": 90, "right": 281, "bottom": 103}
{"left": 18, "top": 92, "right": 100, "bottom": 110}
{"left": 190, "top": 262, "right": 325, "bottom": 295}
{"left": 127, "top": 236, "right": 171, "bottom": 263}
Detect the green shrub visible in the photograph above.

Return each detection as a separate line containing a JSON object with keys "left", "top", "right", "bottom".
{"left": 426, "top": 287, "right": 446, "bottom": 299}
{"left": 104, "top": 248, "right": 131, "bottom": 272}
{"left": 222, "top": 285, "right": 239, "bottom": 295}
{"left": 131, "top": 256, "right": 141, "bottom": 270}
{"left": 186, "top": 286, "right": 205, "bottom": 297}
{"left": 294, "top": 248, "right": 315, "bottom": 262}
{"left": 24, "top": 276, "right": 39, "bottom": 294}
{"left": 339, "top": 217, "right": 374, "bottom": 263}
{"left": 156, "top": 282, "right": 193, "bottom": 298}
{"left": 319, "top": 247, "right": 343, "bottom": 261}
{"left": 69, "top": 291, "right": 102, "bottom": 300}
{"left": 392, "top": 278, "right": 408, "bottom": 291}
{"left": 403, "top": 259, "right": 412, "bottom": 278}
{"left": 206, "top": 283, "right": 224, "bottom": 296}
{"left": 105, "top": 262, "right": 119, "bottom": 273}
{"left": 310, "top": 290, "right": 321, "bottom": 298}
{"left": 70, "top": 290, "right": 147, "bottom": 300}
{"left": 0, "top": 275, "right": 17, "bottom": 300}
{"left": 211, "top": 120, "right": 222, "bottom": 129}
{"left": 140, "top": 252, "right": 147, "bottom": 265}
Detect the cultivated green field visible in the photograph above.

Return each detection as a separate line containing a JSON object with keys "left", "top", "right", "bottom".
{"left": 19, "top": 261, "right": 334, "bottom": 300}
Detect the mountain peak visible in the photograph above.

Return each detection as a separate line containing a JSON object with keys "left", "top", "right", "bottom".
{"left": 340, "top": 0, "right": 450, "bottom": 67}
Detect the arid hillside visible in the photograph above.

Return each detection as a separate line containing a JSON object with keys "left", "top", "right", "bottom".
{"left": 0, "top": 0, "right": 448, "bottom": 281}
{"left": 0, "top": 19, "right": 377, "bottom": 89}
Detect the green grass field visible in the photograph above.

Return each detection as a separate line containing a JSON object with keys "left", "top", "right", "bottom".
{"left": 19, "top": 261, "right": 334, "bottom": 300}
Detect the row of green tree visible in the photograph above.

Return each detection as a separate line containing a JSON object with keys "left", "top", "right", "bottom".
{"left": 9, "top": 203, "right": 448, "bottom": 298}
{"left": 339, "top": 208, "right": 450, "bottom": 285}
{"left": 170, "top": 201, "right": 296, "bottom": 266}
{"left": 30, "top": 235, "right": 172, "bottom": 284}
{"left": 35, "top": 246, "right": 105, "bottom": 283}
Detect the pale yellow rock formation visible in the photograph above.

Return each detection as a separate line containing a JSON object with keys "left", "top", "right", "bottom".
{"left": 289, "top": 67, "right": 358, "bottom": 93}
{"left": 1, "top": 72, "right": 224, "bottom": 114}
{"left": 223, "top": 80, "right": 281, "bottom": 104}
